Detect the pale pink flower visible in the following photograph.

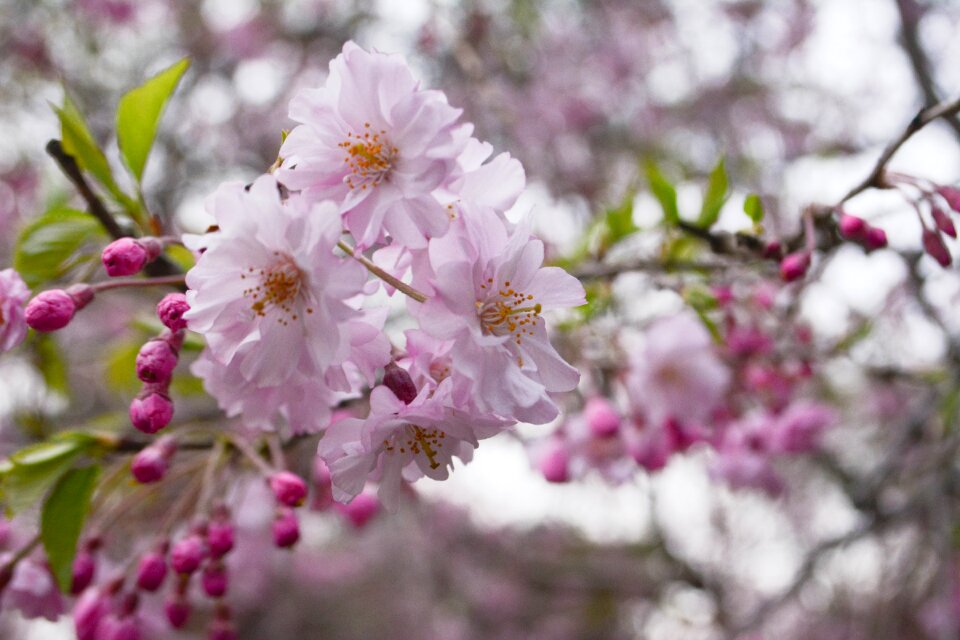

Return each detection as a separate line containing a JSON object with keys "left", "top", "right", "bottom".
{"left": 0, "top": 268, "right": 30, "bottom": 352}
{"left": 414, "top": 213, "right": 585, "bottom": 423}
{"left": 184, "top": 175, "right": 383, "bottom": 426}
{"left": 5, "top": 557, "right": 65, "bottom": 621}
{"left": 627, "top": 313, "right": 730, "bottom": 428}
{"left": 278, "top": 41, "right": 467, "bottom": 249}
{"left": 318, "top": 379, "right": 511, "bottom": 510}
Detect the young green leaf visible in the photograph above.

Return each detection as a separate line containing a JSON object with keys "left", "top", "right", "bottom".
{"left": 696, "top": 157, "right": 728, "bottom": 229}
{"left": 2, "top": 439, "right": 89, "bottom": 514}
{"left": 117, "top": 58, "right": 190, "bottom": 183}
{"left": 13, "top": 208, "right": 106, "bottom": 287}
{"left": 603, "top": 191, "right": 638, "bottom": 246}
{"left": 41, "top": 465, "right": 101, "bottom": 592}
{"left": 644, "top": 160, "right": 680, "bottom": 226}
{"left": 744, "top": 193, "right": 765, "bottom": 224}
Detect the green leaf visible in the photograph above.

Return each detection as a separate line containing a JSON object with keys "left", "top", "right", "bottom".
{"left": 116, "top": 58, "right": 190, "bottom": 183}
{"left": 644, "top": 160, "right": 679, "bottom": 226}
{"left": 2, "top": 439, "right": 89, "bottom": 514}
{"left": 164, "top": 243, "right": 195, "bottom": 272}
{"left": 14, "top": 208, "right": 106, "bottom": 287}
{"left": 696, "top": 157, "right": 728, "bottom": 229}
{"left": 744, "top": 193, "right": 764, "bottom": 224}
{"left": 41, "top": 465, "right": 100, "bottom": 592}
{"left": 105, "top": 340, "right": 143, "bottom": 394}
{"left": 34, "top": 334, "right": 69, "bottom": 396}
{"left": 603, "top": 192, "right": 638, "bottom": 246}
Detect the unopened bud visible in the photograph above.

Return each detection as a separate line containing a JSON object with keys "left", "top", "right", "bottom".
{"left": 538, "top": 439, "right": 570, "bottom": 483}
{"left": 170, "top": 535, "right": 205, "bottom": 575}
{"left": 136, "top": 550, "right": 168, "bottom": 592}
{"left": 129, "top": 389, "right": 174, "bottom": 434}
{"left": 100, "top": 615, "right": 141, "bottom": 640}
{"left": 336, "top": 492, "right": 380, "bottom": 529}
{"left": 383, "top": 362, "right": 418, "bottom": 404}
{"left": 70, "top": 549, "right": 96, "bottom": 595}
{"left": 779, "top": 251, "right": 810, "bottom": 282}
{"left": 201, "top": 560, "right": 228, "bottom": 598}
{"left": 583, "top": 396, "right": 620, "bottom": 438}
{"left": 931, "top": 205, "right": 957, "bottom": 238}
{"left": 838, "top": 214, "right": 866, "bottom": 239}
{"left": 74, "top": 587, "right": 110, "bottom": 640}
{"left": 135, "top": 338, "right": 179, "bottom": 384}
{"left": 923, "top": 228, "right": 952, "bottom": 267}
{"left": 157, "top": 293, "right": 189, "bottom": 332}
{"left": 864, "top": 226, "right": 887, "bottom": 250}
{"left": 102, "top": 237, "right": 162, "bottom": 277}
{"left": 937, "top": 186, "right": 960, "bottom": 213}
{"left": 272, "top": 508, "right": 300, "bottom": 548}
{"left": 164, "top": 596, "right": 191, "bottom": 629}
{"left": 207, "top": 519, "right": 235, "bottom": 559}
{"left": 269, "top": 471, "right": 308, "bottom": 507}
{"left": 24, "top": 286, "right": 93, "bottom": 332}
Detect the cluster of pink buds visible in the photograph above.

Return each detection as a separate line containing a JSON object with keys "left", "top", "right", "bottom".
{"left": 72, "top": 579, "right": 141, "bottom": 640}
{"left": 837, "top": 213, "right": 888, "bottom": 251}
{"left": 917, "top": 185, "right": 960, "bottom": 266}
{"left": 128, "top": 294, "right": 189, "bottom": 434}
{"left": 268, "top": 470, "right": 307, "bottom": 547}
{"left": 24, "top": 283, "right": 94, "bottom": 332}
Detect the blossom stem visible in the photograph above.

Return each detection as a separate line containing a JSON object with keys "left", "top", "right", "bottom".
{"left": 91, "top": 275, "right": 186, "bottom": 292}
{"left": 229, "top": 435, "right": 275, "bottom": 475}
{"left": 336, "top": 239, "right": 428, "bottom": 303}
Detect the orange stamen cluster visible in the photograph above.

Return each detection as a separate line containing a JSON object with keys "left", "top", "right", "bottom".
{"left": 477, "top": 278, "right": 542, "bottom": 346}
{"left": 383, "top": 424, "right": 446, "bottom": 469}
{"left": 338, "top": 123, "right": 398, "bottom": 191}
{"left": 241, "top": 252, "right": 309, "bottom": 326}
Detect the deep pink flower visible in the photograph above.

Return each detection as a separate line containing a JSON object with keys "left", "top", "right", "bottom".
{"left": 278, "top": 41, "right": 468, "bottom": 249}
{"left": 0, "top": 269, "right": 29, "bottom": 352}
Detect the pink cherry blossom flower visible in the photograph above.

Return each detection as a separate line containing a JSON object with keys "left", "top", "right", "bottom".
{"left": 278, "top": 41, "right": 467, "bottom": 249}
{"left": 627, "top": 313, "right": 730, "bottom": 429}
{"left": 414, "top": 213, "right": 585, "bottom": 423}
{"left": 318, "top": 379, "right": 511, "bottom": 510}
{"left": 5, "top": 557, "right": 65, "bottom": 621}
{"left": 0, "top": 268, "right": 30, "bottom": 352}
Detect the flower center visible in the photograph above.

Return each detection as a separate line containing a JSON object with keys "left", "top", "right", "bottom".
{"left": 339, "top": 123, "right": 397, "bottom": 191}
{"left": 241, "top": 252, "right": 310, "bottom": 325}
{"left": 476, "top": 278, "right": 542, "bottom": 345}
{"left": 383, "top": 424, "right": 446, "bottom": 469}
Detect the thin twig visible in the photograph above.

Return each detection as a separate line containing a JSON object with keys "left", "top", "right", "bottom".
{"left": 337, "top": 239, "right": 428, "bottom": 303}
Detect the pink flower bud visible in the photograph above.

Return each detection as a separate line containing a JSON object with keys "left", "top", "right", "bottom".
{"left": 931, "top": 205, "right": 957, "bottom": 238}
{"left": 838, "top": 214, "right": 865, "bottom": 239}
{"left": 129, "top": 389, "right": 174, "bottom": 434}
{"left": 583, "top": 396, "right": 620, "bottom": 438}
{"left": 25, "top": 289, "right": 77, "bottom": 332}
{"left": 272, "top": 508, "right": 300, "bottom": 547}
{"left": 157, "top": 293, "right": 189, "bottom": 332}
{"left": 135, "top": 338, "right": 178, "bottom": 384}
{"left": 170, "top": 535, "right": 206, "bottom": 575}
{"left": 269, "top": 471, "right": 308, "bottom": 507}
{"left": 207, "top": 520, "right": 235, "bottom": 559}
{"left": 310, "top": 458, "right": 334, "bottom": 512}
{"left": 382, "top": 362, "right": 418, "bottom": 404}
{"left": 937, "top": 186, "right": 960, "bottom": 213}
{"left": 762, "top": 240, "right": 782, "bottom": 260}
{"left": 101, "top": 237, "right": 162, "bottom": 277}
{"left": 201, "top": 561, "right": 228, "bottom": 598}
{"left": 923, "top": 228, "right": 952, "bottom": 267}
{"left": 135, "top": 551, "right": 167, "bottom": 592}
{"left": 779, "top": 251, "right": 810, "bottom": 282}
{"left": 70, "top": 550, "right": 96, "bottom": 595}
{"left": 74, "top": 587, "right": 110, "bottom": 640}
{"left": 131, "top": 448, "right": 167, "bottom": 484}
{"left": 164, "top": 596, "right": 191, "bottom": 629}
{"left": 100, "top": 615, "right": 140, "bottom": 640}
{"left": 864, "top": 226, "right": 887, "bottom": 250}
{"left": 336, "top": 492, "right": 380, "bottom": 530}
{"left": 538, "top": 439, "right": 570, "bottom": 483}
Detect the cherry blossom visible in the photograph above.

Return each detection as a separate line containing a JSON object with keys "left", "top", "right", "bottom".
{"left": 0, "top": 268, "right": 29, "bottom": 352}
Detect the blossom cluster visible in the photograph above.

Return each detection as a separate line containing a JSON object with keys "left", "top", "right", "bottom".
{"left": 183, "top": 41, "right": 584, "bottom": 509}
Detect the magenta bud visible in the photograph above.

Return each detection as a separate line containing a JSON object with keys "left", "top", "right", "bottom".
{"left": 583, "top": 396, "right": 620, "bottom": 438}
{"left": 157, "top": 293, "right": 190, "bottom": 332}
{"left": 25, "top": 289, "right": 78, "bottom": 332}
{"left": 102, "top": 237, "right": 162, "bottom": 277}
{"left": 201, "top": 561, "right": 228, "bottom": 598}
{"left": 336, "top": 492, "right": 380, "bottom": 529}
{"left": 170, "top": 535, "right": 206, "bottom": 575}
{"left": 864, "top": 226, "right": 887, "bottom": 250}
{"left": 762, "top": 240, "right": 782, "bottom": 259}
{"left": 937, "top": 186, "right": 960, "bottom": 213}
{"left": 131, "top": 448, "right": 168, "bottom": 484}
{"left": 74, "top": 587, "right": 110, "bottom": 640}
{"left": 838, "top": 214, "right": 865, "bottom": 239}
{"left": 135, "top": 338, "right": 179, "bottom": 384}
{"left": 135, "top": 551, "right": 167, "bottom": 592}
{"left": 207, "top": 520, "right": 235, "bottom": 559}
{"left": 923, "top": 228, "right": 952, "bottom": 267}
{"left": 129, "top": 390, "right": 174, "bottom": 434}
{"left": 311, "top": 458, "right": 334, "bottom": 512}
{"left": 70, "top": 550, "right": 96, "bottom": 595}
{"left": 101, "top": 615, "right": 141, "bottom": 640}
{"left": 164, "top": 597, "right": 191, "bottom": 629}
{"left": 269, "top": 471, "right": 308, "bottom": 507}
{"left": 538, "top": 440, "right": 570, "bottom": 484}
{"left": 779, "top": 251, "right": 810, "bottom": 282}
{"left": 272, "top": 508, "right": 300, "bottom": 548}
{"left": 931, "top": 205, "right": 957, "bottom": 238}
{"left": 382, "top": 362, "right": 418, "bottom": 404}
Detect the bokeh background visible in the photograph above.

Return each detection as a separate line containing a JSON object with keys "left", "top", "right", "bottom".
{"left": 3, "top": 0, "right": 960, "bottom": 638}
